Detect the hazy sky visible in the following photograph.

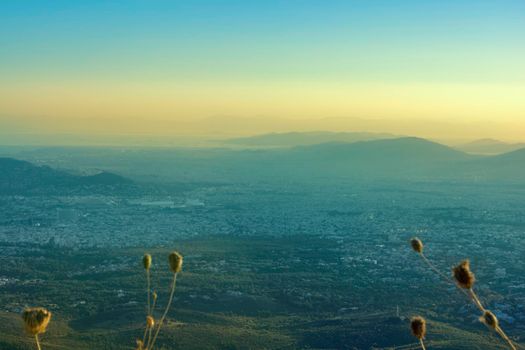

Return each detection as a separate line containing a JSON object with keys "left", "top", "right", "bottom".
{"left": 1, "top": 0, "right": 524, "bottom": 144}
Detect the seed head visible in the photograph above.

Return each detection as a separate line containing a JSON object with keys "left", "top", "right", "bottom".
{"left": 410, "top": 316, "right": 426, "bottom": 340}
{"left": 135, "top": 339, "right": 144, "bottom": 350}
{"left": 143, "top": 254, "right": 152, "bottom": 270}
{"left": 410, "top": 238, "right": 424, "bottom": 254}
{"left": 146, "top": 315, "right": 155, "bottom": 328}
{"left": 480, "top": 310, "right": 499, "bottom": 330}
{"left": 168, "top": 251, "right": 183, "bottom": 273}
{"left": 452, "top": 259, "right": 475, "bottom": 289}
{"left": 22, "top": 307, "right": 52, "bottom": 335}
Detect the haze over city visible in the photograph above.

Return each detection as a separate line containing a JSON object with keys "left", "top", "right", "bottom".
{"left": 1, "top": 2, "right": 524, "bottom": 350}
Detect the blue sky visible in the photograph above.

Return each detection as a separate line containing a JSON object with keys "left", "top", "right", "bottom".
{"left": 1, "top": 1, "right": 524, "bottom": 142}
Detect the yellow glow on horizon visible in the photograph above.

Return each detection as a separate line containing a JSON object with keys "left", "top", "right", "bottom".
{"left": 1, "top": 81, "right": 524, "bottom": 141}
{"left": 2, "top": 81, "right": 524, "bottom": 119}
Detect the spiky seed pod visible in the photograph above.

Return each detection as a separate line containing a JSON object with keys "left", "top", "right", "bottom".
{"left": 480, "top": 310, "right": 499, "bottom": 329}
{"left": 143, "top": 254, "right": 152, "bottom": 270}
{"left": 410, "top": 316, "right": 426, "bottom": 340}
{"left": 146, "top": 315, "right": 155, "bottom": 328}
{"left": 410, "top": 238, "right": 424, "bottom": 253}
{"left": 22, "top": 308, "right": 52, "bottom": 335}
{"left": 452, "top": 259, "right": 475, "bottom": 289}
{"left": 169, "top": 251, "right": 183, "bottom": 273}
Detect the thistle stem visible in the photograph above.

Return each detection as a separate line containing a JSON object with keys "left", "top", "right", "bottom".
{"left": 146, "top": 269, "right": 151, "bottom": 316}
{"left": 35, "top": 334, "right": 42, "bottom": 350}
{"left": 419, "top": 338, "right": 427, "bottom": 350}
{"left": 146, "top": 327, "right": 153, "bottom": 350}
{"left": 151, "top": 293, "right": 157, "bottom": 314}
{"left": 149, "top": 273, "right": 178, "bottom": 349}
{"left": 142, "top": 324, "right": 149, "bottom": 347}
{"left": 496, "top": 326, "right": 517, "bottom": 350}
{"left": 468, "top": 288, "right": 485, "bottom": 312}
{"left": 469, "top": 286, "right": 517, "bottom": 350}
{"left": 420, "top": 253, "right": 469, "bottom": 297}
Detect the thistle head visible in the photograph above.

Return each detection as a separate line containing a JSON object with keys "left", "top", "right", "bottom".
{"left": 169, "top": 251, "right": 183, "bottom": 273}
{"left": 22, "top": 307, "right": 52, "bottom": 335}
{"left": 143, "top": 254, "right": 152, "bottom": 270}
{"left": 452, "top": 259, "right": 475, "bottom": 289}
{"left": 410, "top": 238, "right": 424, "bottom": 254}
{"left": 146, "top": 315, "right": 155, "bottom": 328}
{"left": 480, "top": 310, "right": 499, "bottom": 330}
{"left": 410, "top": 316, "right": 426, "bottom": 340}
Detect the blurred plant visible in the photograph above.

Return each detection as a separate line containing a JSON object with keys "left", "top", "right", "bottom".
{"left": 452, "top": 260, "right": 516, "bottom": 350}
{"left": 410, "top": 237, "right": 517, "bottom": 350}
{"left": 22, "top": 307, "right": 52, "bottom": 350}
{"left": 138, "top": 251, "right": 183, "bottom": 350}
{"left": 410, "top": 316, "right": 427, "bottom": 350}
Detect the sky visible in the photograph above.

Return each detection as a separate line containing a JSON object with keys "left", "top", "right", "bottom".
{"left": 1, "top": 0, "right": 524, "bottom": 144}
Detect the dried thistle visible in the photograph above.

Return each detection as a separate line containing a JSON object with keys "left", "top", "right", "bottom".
{"left": 168, "top": 251, "right": 183, "bottom": 273}
{"left": 480, "top": 310, "right": 499, "bottom": 329}
{"left": 410, "top": 238, "right": 424, "bottom": 254}
{"left": 22, "top": 308, "right": 52, "bottom": 335}
{"left": 149, "top": 251, "right": 183, "bottom": 349}
{"left": 410, "top": 316, "right": 426, "bottom": 340}
{"left": 143, "top": 254, "right": 152, "bottom": 270}
{"left": 452, "top": 259, "right": 475, "bottom": 289}
{"left": 146, "top": 315, "right": 155, "bottom": 328}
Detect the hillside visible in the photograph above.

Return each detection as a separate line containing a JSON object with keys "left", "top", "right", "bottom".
{"left": 456, "top": 139, "right": 525, "bottom": 155}
{"left": 220, "top": 137, "right": 477, "bottom": 181}
{"left": 223, "top": 131, "right": 398, "bottom": 148}
{"left": 0, "top": 157, "right": 133, "bottom": 194}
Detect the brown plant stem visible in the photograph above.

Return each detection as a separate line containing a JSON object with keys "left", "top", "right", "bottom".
{"left": 142, "top": 324, "right": 149, "bottom": 347}
{"left": 149, "top": 273, "right": 178, "bottom": 349}
{"left": 146, "top": 327, "right": 153, "bottom": 350}
{"left": 496, "top": 326, "right": 517, "bottom": 350}
{"left": 146, "top": 269, "right": 151, "bottom": 316}
{"left": 35, "top": 334, "right": 42, "bottom": 350}
{"left": 419, "top": 253, "right": 469, "bottom": 297}
{"left": 468, "top": 288, "right": 485, "bottom": 312}
{"left": 467, "top": 283, "right": 517, "bottom": 350}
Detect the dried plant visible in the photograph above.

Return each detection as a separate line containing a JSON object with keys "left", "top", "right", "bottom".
{"left": 410, "top": 316, "right": 427, "bottom": 350}
{"left": 138, "top": 250, "right": 183, "bottom": 350}
{"left": 410, "top": 238, "right": 517, "bottom": 350}
{"left": 22, "top": 307, "right": 52, "bottom": 350}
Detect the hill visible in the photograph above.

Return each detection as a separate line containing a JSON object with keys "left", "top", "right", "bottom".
{"left": 455, "top": 138, "right": 525, "bottom": 155}
{"left": 222, "top": 137, "right": 477, "bottom": 181}
{"left": 223, "top": 131, "right": 398, "bottom": 148}
{"left": 0, "top": 157, "right": 133, "bottom": 194}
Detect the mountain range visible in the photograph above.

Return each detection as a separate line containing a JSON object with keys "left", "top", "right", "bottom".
{"left": 223, "top": 131, "right": 398, "bottom": 147}
{"left": 1, "top": 136, "right": 525, "bottom": 188}
{"left": 455, "top": 138, "right": 525, "bottom": 155}
{"left": 0, "top": 157, "right": 133, "bottom": 194}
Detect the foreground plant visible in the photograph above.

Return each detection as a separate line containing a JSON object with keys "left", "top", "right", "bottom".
{"left": 410, "top": 316, "right": 427, "bottom": 350}
{"left": 452, "top": 260, "right": 516, "bottom": 350}
{"left": 137, "top": 251, "right": 183, "bottom": 350}
{"left": 410, "top": 237, "right": 517, "bottom": 350}
{"left": 22, "top": 307, "right": 52, "bottom": 350}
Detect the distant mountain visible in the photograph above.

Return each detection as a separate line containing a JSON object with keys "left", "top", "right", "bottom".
{"left": 455, "top": 138, "right": 525, "bottom": 155}
{"left": 223, "top": 131, "right": 398, "bottom": 148}
{"left": 0, "top": 157, "right": 133, "bottom": 194}
{"left": 453, "top": 147, "right": 525, "bottom": 181}
{"left": 220, "top": 137, "right": 477, "bottom": 181}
